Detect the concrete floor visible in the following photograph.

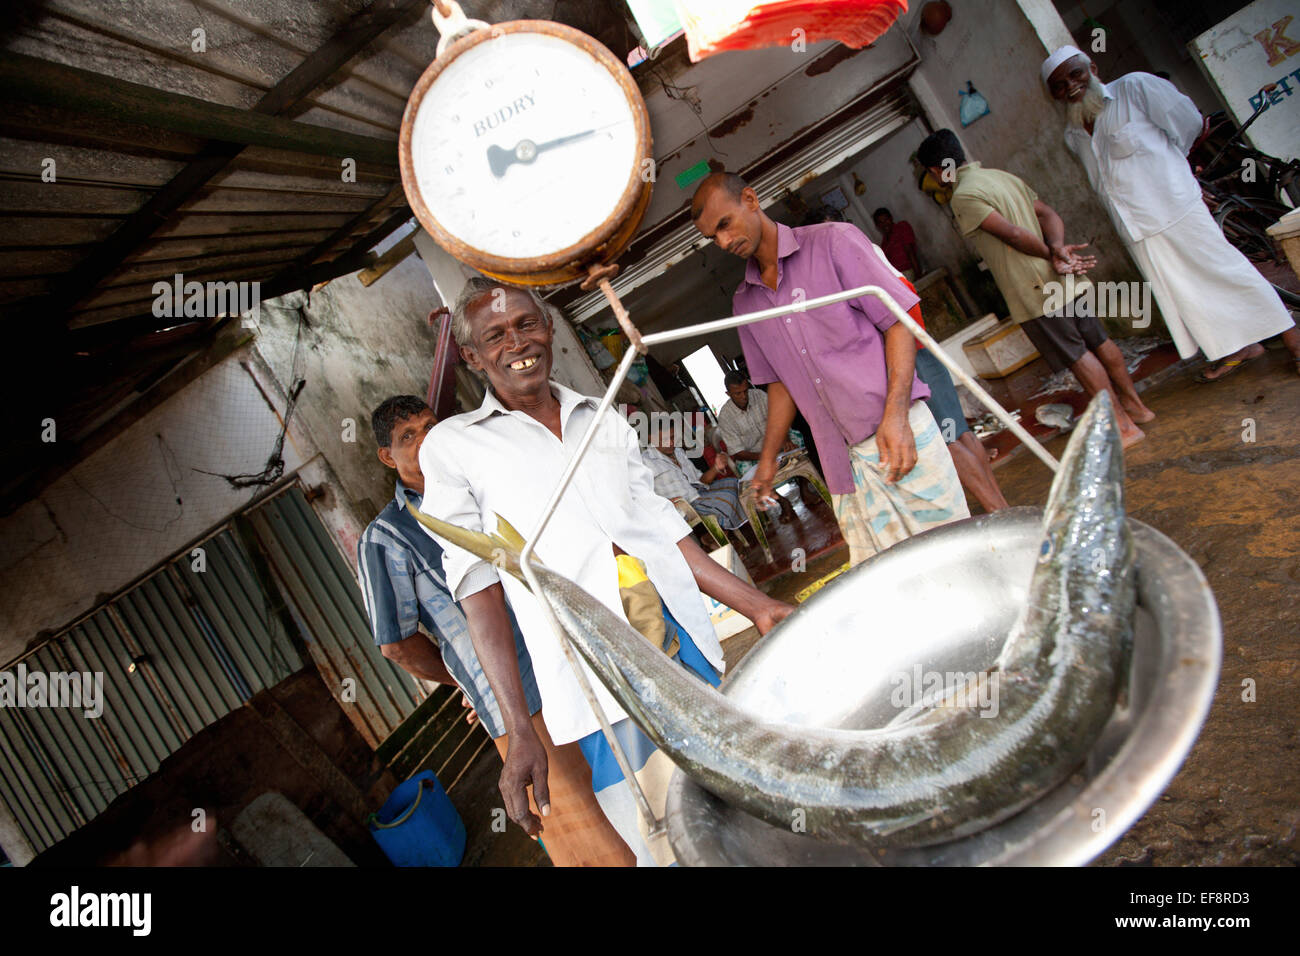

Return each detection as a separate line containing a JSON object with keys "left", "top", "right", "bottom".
{"left": 458, "top": 345, "right": 1299, "bottom": 866}
{"left": 1065, "top": 348, "right": 1299, "bottom": 866}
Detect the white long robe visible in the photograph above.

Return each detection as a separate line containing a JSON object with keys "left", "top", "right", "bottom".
{"left": 1128, "top": 202, "right": 1295, "bottom": 360}
{"left": 1065, "top": 73, "right": 1295, "bottom": 361}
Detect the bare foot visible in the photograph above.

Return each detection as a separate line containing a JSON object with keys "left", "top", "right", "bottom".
{"left": 1122, "top": 400, "right": 1156, "bottom": 424}
{"left": 1120, "top": 426, "right": 1146, "bottom": 449}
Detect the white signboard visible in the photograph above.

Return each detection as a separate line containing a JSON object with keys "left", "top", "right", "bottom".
{"left": 1190, "top": 0, "right": 1300, "bottom": 162}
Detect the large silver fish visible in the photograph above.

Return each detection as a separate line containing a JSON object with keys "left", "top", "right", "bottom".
{"left": 411, "top": 391, "right": 1136, "bottom": 848}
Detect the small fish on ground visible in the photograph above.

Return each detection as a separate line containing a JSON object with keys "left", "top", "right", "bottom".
{"left": 1035, "top": 402, "right": 1075, "bottom": 432}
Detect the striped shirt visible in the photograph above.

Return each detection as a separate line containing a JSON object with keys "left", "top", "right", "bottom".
{"left": 356, "top": 481, "right": 541, "bottom": 738}
{"left": 716, "top": 387, "right": 769, "bottom": 456}
{"left": 641, "top": 446, "right": 699, "bottom": 503}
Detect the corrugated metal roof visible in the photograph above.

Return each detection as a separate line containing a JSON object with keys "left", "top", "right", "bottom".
{"left": 0, "top": 0, "right": 639, "bottom": 513}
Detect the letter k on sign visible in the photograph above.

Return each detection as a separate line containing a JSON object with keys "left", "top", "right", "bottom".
{"left": 1255, "top": 16, "right": 1300, "bottom": 67}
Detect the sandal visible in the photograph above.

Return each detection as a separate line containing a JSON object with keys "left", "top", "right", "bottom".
{"left": 1194, "top": 357, "right": 1253, "bottom": 384}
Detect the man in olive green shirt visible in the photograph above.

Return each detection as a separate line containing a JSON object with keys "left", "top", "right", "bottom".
{"left": 916, "top": 129, "right": 1152, "bottom": 445}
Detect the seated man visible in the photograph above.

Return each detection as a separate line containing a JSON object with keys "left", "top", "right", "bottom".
{"left": 358, "top": 395, "right": 633, "bottom": 866}
{"left": 642, "top": 420, "right": 751, "bottom": 546}
{"left": 717, "top": 371, "right": 798, "bottom": 519}
{"left": 717, "top": 371, "right": 771, "bottom": 477}
{"left": 419, "top": 278, "right": 793, "bottom": 865}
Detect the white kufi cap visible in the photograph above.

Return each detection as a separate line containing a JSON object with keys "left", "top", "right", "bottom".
{"left": 1041, "top": 45, "right": 1087, "bottom": 85}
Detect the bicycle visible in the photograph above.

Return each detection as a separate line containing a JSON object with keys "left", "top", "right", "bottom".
{"left": 1190, "top": 84, "right": 1300, "bottom": 309}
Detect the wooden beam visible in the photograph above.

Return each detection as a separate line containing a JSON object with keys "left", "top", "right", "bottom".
{"left": 276, "top": 183, "right": 409, "bottom": 275}
{"left": 62, "top": 248, "right": 378, "bottom": 341}
{"left": 259, "top": 247, "right": 383, "bottom": 303}
{"left": 358, "top": 232, "right": 417, "bottom": 286}
{"left": 252, "top": 0, "right": 428, "bottom": 115}
{"left": 0, "top": 53, "right": 398, "bottom": 165}
{"left": 261, "top": 205, "right": 413, "bottom": 300}
{"left": 1, "top": 0, "right": 422, "bottom": 328}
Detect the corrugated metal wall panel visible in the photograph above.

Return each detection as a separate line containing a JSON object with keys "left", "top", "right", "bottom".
{"left": 246, "top": 488, "right": 422, "bottom": 747}
{"left": 182, "top": 534, "right": 299, "bottom": 690}
{"left": 0, "top": 709, "right": 69, "bottom": 847}
{"left": 70, "top": 616, "right": 173, "bottom": 772}
{"left": 0, "top": 484, "right": 424, "bottom": 854}
{"left": 0, "top": 517, "right": 304, "bottom": 854}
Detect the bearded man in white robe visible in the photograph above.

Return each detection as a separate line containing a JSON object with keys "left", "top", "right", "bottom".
{"left": 1042, "top": 45, "right": 1300, "bottom": 381}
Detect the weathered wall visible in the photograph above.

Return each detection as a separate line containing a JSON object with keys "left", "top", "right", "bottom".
{"left": 0, "top": 347, "right": 315, "bottom": 663}
{"left": 254, "top": 251, "right": 442, "bottom": 528}
{"left": 0, "top": 253, "right": 446, "bottom": 660}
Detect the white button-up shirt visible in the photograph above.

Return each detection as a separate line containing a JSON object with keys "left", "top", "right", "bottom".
{"left": 1063, "top": 73, "right": 1204, "bottom": 244}
{"left": 418, "top": 381, "right": 725, "bottom": 746}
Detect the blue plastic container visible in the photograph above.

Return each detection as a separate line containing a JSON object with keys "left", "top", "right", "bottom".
{"left": 369, "top": 770, "right": 466, "bottom": 867}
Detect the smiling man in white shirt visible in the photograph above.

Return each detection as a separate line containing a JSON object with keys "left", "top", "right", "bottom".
{"left": 1043, "top": 45, "right": 1300, "bottom": 381}
{"left": 418, "top": 277, "right": 792, "bottom": 865}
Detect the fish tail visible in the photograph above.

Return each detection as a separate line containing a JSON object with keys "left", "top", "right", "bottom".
{"left": 404, "top": 502, "right": 537, "bottom": 583}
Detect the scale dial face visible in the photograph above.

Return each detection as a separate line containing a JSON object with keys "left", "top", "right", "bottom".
{"left": 400, "top": 21, "right": 653, "bottom": 285}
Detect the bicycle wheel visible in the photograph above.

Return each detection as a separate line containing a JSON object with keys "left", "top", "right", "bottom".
{"left": 1214, "top": 200, "right": 1300, "bottom": 310}
{"left": 1214, "top": 200, "right": 1283, "bottom": 262}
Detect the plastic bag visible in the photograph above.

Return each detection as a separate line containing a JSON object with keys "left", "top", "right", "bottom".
{"left": 959, "top": 82, "right": 990, "bottom": 127}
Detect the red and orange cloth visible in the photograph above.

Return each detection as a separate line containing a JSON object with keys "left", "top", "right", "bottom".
{"left": 676, "top": 0, "right": 907, "bottom": 62}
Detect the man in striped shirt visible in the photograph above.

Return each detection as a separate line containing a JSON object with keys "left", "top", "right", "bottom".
{"left": 716, "top": 372, "right": 770, "bottom": 473}
{"left": 357, "top": 395, "right": 634, "bottom": 866}
{"left": 718, "top": 371, "right": 797, "bottom": 518}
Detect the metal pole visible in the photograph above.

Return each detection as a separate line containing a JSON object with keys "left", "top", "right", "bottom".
{"left": 518, "top": 348, "right": 665, "bottom": 838}
{"left": 639, "top": 286, "right": 1059, "bottom": 473}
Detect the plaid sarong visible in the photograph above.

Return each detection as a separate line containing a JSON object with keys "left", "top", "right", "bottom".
{"left": 831, "top": 400, "right": 970, "bottom": 567}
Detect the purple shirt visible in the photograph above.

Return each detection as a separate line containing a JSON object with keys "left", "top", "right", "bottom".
{"left": 733, "top": 222, "right": 928, "bottom": 495}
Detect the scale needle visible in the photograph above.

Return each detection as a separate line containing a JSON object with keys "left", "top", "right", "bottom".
{"left": 486, "top": 120, "right": 628, "bottom": 177}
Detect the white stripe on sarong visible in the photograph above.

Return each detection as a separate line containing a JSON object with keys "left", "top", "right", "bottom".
{"left": 832, "top": 401, "right": 970, "bottom": 567}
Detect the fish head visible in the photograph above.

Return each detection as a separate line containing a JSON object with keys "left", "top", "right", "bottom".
{"left": 403, "top": 503, "right": 532, "bottom": 583}
{"left": 1036, "top": 390, "right": 1131, "bottom": 583}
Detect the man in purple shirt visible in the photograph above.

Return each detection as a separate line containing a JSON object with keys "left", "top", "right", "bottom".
{"left": 691, "top": 173, "right": 970, "bottom": 565}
